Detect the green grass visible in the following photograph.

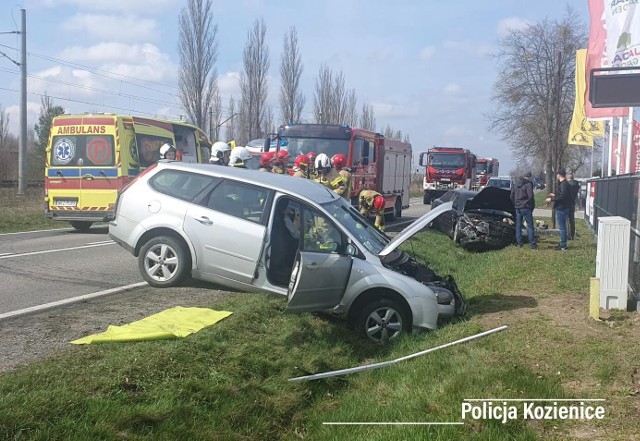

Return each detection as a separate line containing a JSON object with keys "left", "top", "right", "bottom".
{"left": 0, "top": 187, "right": 60, "bottom": 233}
{"left": 0, "top": 219, "right": 638, "bottom": 440}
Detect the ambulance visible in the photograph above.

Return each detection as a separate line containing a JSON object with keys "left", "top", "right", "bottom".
{"left": 45, "top": 114, "right": 212, "bottom": 230}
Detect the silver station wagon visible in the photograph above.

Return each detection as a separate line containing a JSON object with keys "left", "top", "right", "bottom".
{"left": 109, "top": 162, "right": 463, "bottom": 342}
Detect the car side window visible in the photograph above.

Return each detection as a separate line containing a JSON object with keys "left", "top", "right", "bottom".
{"left": 149, "top": 170, "right": 217, "bottom": 202}
{"left": 206, "top": 180, "right": 271, "bottom": 223}
{"left": 300, "top": 206, "right": 343, "bottom": 253}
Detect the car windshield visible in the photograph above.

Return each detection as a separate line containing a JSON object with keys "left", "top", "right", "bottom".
{"left": 320, "top": 198, "right": 389, "bottom": 254}
{"left": 487, "top": 179, "right": 511, "bottom": 189}
{"left": 476, "top": 162, "right": 488, "bottom": 174}
{"left": 429, "top": 153, "right": 465, "bottom": 168}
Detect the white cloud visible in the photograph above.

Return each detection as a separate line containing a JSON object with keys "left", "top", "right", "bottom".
{"left": 444, "top": 83, "right": 461, "bottom": 95}
{"left": 62, "top": 14, "right": 158, "bottom": 42}
{"left": 38, "top": 0, "right": 180, "bottom": 13}
{"left": 419, "top": 46, "right": 436, "bottom": 60}
{"left": 6, "top": 102, "right": 40, "bottom": 135}
{"left": 496, "top": 17, "right": 531, "bottom": 37}
{"left": 218, "top": 71, "right": 242, "bottom": 102}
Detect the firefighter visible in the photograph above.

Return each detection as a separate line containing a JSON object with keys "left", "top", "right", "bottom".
{"left": 228, "top": 146, "right": 252, "bottom": 168}
{"left": 359, "top": 189, "right": 386, "bottom": 232}
{"left": 272, "top": 150, "right": 289, "bottom": 174}
{"left": 210, "top": 141, "right": 231, "bottom": 165}
{"left": 306, "top": 151, "right": 318, "bottom": 179}
{"left": 314, "top": 153, "right": 347, "bottom": 197}
{"left": 258, "top": 151, "right": 275, "bottom": 172}
{"left": 292, "top": 154, "right": 311, "bottom": 178}
{"left": 331, "top": 153, "right": 351, "bottom": 201}
{"left": 159, "top": 143, "right": 177, "bottom": 160}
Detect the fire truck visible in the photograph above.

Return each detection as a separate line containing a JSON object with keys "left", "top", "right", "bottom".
{"left": 419, "top": 146, "right": 477, "bottom": 204}
{"left": 265, "top": 124, "right": 411, "bottom": 219}
{"left": 475, "top": 157, "right": 499, "bottom": 188}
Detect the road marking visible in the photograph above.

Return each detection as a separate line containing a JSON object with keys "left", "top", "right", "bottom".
{"left": 86, "top": 240, "right": 114, "bottom": 245}
{"left": 0, "top": 227, "right": 72, "bottom": 237}
{"left": 0, "top": 252, "right": 12, "bottom": 256}
{"left": 0, "top": 282, "right": 148, "bottom": 321}
{"left": 0, "top": 242, "right": 116, "bottom": 260}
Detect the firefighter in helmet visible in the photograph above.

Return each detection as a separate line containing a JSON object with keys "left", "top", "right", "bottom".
{"left": 159, "top": 143, "right": 177, "bottom": 160}
{"left": 359, "top": 189, "right": 386, "bottom": 232}
{"left": 292, "top": 154, "right": 311, "bottom": 178}
{"left": 210, "top": 141, "right": 231, "bottom": 165}
{"left": 331, "top": 153, "right": 351, "bottom": 201}
{"left": 306, "top": 151, "right": 318, "bottom": 179}
{"left": 258, "top": 151, "right": 275, "bottom": 172}
{"left": 272, "top": 150, "right": 290, "bottom": 174}
{"left": 313, "top": 153, "right": 347, "bottom": 197}
{"left": 228, "top": 146, "right": 252, "bottom": 168}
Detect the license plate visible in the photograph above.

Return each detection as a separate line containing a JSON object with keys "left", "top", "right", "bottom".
{"left": 440, "top": 178, "right": 450, "bottom": 182}
{"left": 55, "top": 199, "right": 77, "bottom": 207}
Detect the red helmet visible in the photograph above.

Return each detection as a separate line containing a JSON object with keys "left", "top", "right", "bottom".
{"left": 306, "top": 151, "right": 317, "bottom": 162}
{"left": 260, "top": 151, "right": 275, "bottom": 167}
{"left": 294, "top": 154, "right": 310, "bottom": 169}
{"left": 275, "top": 150, "right": 290, "bottom": 164}
{"left": 373, "top": 195, "right": 385, "bottom": 210}
{"left": 331, "top": 154, "right": 346, "bottom": 170}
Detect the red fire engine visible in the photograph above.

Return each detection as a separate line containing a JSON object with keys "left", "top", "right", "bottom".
{"left": 266, "top": 124, "right": 412, "bottom": 219}
{"left": 475, "top": 157, "right": 500, "bottom": 188}
{"left": 419, "top": 146, "right": 477, "bottom": 204}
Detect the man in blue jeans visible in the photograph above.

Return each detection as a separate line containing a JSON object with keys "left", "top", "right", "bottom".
{"left": 546, "top": 169, "right": 571, "bottom": 250}
{"left": 510, "top": 171, "right": 537, "bottom": 249}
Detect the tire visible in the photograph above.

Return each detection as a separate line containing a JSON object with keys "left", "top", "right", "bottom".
{"left": 356, "top": 298, "right": 411, "bottom": 342}
{"left": 138, "top": 235, "right": 190, "bottom": 287}
{"left": 69, "top": 221, "right": 93, "bottom": 231}
{"left": 423, "top": 193, "right": 431, "bottom": 205}
{"left": 394, "top": 198, "right": 402, "bottom": 219}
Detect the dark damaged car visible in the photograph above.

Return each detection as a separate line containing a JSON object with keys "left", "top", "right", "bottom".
{"left": 434, "top": 186, "right": 517, "bottom": 252}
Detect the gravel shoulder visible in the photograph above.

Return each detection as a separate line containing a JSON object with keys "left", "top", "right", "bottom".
{"left": 0, "top": 279, "right": 237, "bottom": 374}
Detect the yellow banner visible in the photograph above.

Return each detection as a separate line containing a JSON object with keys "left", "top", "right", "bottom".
{"left": 568, "top": 49, "right": 604, "bottom": 146}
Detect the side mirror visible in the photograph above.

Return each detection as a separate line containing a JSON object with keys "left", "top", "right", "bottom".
{"left": 345, "top": 243, "right": 358, "bottom": 256}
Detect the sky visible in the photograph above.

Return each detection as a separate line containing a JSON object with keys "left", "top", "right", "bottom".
{"left": 0, "top": 0, "right": 591, "bottom": 174}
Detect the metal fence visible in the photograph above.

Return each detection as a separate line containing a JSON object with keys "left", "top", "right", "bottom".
{"left": 585, "top": 174, "right": 640, "bottom": 297}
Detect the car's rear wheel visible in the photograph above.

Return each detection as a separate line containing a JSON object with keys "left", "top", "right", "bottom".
{"left": 70, "top": 221, "right": 93, "bottom": 231}
{"left": 423, "top": 193, "right": 431, "bottom": 205}
{"left": 138, "top": 235, "right": 189, "bottom": 287}
{"left": 357, "top": 299, "right": 410, "bottom": 342}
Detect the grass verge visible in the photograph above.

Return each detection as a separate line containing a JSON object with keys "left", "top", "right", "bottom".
{"left": 0, "top": 187, "right": 59, "bottom": 233}
{"left": 0, "top": 221, "right": 638, "bottom": 440}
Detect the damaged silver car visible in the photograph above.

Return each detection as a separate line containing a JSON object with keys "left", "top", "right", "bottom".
{"left": 109, "top": 163, "right": 465, "bottom": 342}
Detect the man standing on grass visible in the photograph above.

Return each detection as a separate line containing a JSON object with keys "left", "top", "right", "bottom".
{"left": 510, "top": 171, "right": 537, "bottom": 249}
{"left": 545, "top": 169, "right": 571, "bottom": 251}
{"left": 566, "top": 173, "right": 580, "bottom": 240}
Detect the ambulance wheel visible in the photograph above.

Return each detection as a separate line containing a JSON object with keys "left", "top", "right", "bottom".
{"left": 423, "top": 193, "right": 431, "bottom": 205}
{"left": 139, "top": 235, "right": 190, "bottom": 287}
{"left": 70, "top": 221, "right": 93, "bottom": 231}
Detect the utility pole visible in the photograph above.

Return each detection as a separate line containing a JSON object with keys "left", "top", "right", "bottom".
{"left": 18, "top": 9, "right": 27, "bottom": 195}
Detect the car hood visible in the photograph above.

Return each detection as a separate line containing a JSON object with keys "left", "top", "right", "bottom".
{"left": 378, "top": 202, "right": 453, "bottom": 257}
{"left": 464, "top": 187, "right": 515, "bottom": 217}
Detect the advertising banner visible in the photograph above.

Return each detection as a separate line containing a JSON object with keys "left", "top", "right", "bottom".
{"left": 569, "top": 49, "right": 604, "bottom": 146}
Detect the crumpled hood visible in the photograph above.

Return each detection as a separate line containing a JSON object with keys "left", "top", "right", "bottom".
{"left": 464, "top": 187, "right": 515, "bottom": 217}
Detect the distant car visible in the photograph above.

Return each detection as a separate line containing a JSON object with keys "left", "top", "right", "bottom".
{"left": 485, "top": 176, "right": 513, "bottom": 191}
{"left": 532, "top": 177, "right": 546, "bottom": 190}
{"left": 430, "top": 189, "right": 479, "bottom": 238}
{"left": 108, "top": 162, "right": 464, "bottom": 342}
{"left": 432, "top": 187, "right": 517, "bottom": 252}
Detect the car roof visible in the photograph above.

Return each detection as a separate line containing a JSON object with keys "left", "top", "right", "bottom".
{"left": 154, "top": 162, "right": 339, "bottom": 204}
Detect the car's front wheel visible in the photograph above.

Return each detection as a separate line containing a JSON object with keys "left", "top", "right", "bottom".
{"left": 69, "top": 221, "right": 93, "bottom": 231}
{"left": 357, "top": 299, "right": 410, "bottom": 342}
{"left": 138, "top": 235, "right": 190, "bottom": 287}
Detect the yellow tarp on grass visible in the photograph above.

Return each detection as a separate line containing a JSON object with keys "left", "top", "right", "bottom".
{"left": 71, "top": 306, "right": 233, "bottom": 345}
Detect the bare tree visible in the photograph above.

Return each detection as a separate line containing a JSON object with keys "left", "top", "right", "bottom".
{"left": 488, "top": 8, "right": 585, "bottom": 189}
{"left": 345, "top": 89, "right": 358, "bottom": 126}
{"left": 225, "top": 97, "right": 237, "bottom": 142}
{"left": 239, "top": 18, "right": 270, "bottom": 144}
{"left": 263, "top": 105, "right": 274, "bottom": 135}
{"left": 210, "top": 89, "right": 222, "bottom": 141}
{"left": 0, "top": 104, "right": 9, "bottom": 150}
{"left": 313, "top": 64, "right": 333, "bottom": 124}
{"left": 34, "top": 94, "right": 64, "bottom": 155}
{"left": 178, "top": 0, "right": 219, "bottom": 132}
{"left": 332, "top": 70, "right": 347, "bottom": 123}
{"left": 359, "top": 103, "right": 376, "bottom": 131}
{"left": 279, "top": 27, "right": 305, "bottom": 124}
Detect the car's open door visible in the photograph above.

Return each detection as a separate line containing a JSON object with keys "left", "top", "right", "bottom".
{"left": 285, "top": 251, "right": 352, "bottom": 313}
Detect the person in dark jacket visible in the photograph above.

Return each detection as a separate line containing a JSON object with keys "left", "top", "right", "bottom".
{"left": 545, "top": 169, "right": 571, "bottom": 250}
{"left": 510, "top": 171, "right": 537, "bottom": 249}
{"left": 566, "top": 173, "right": 580, "bottom": 240}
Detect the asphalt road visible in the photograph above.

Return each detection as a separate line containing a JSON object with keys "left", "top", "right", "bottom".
{"left": 0, "top": 198, "right": 431, "bottom": 318}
